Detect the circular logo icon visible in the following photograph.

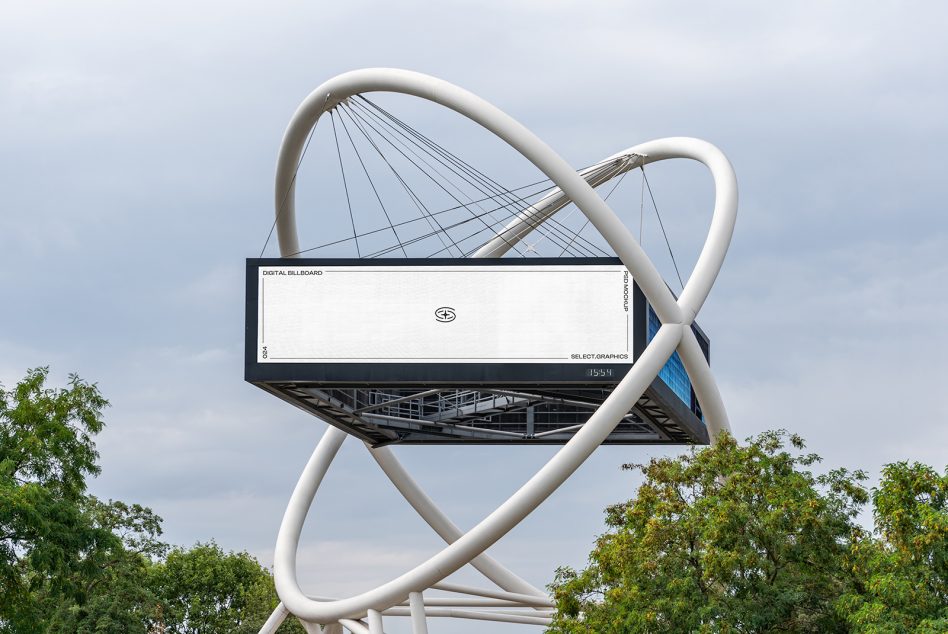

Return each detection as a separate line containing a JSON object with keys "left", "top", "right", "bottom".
{"left": 435, "top": 307, "right": 456, "bottom": 323}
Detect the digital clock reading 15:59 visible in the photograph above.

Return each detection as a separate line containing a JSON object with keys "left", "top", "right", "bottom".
{"left": 585, "top": 368, "right": 615, "bottom": 378}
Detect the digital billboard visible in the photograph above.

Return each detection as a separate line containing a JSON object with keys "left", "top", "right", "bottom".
{"left": 245, "top": 258, "right": 643, "bottom": 386}
{"left": 244, "top": 258, "right": 710, "bottom": 446}
{"left": 254, "top": 261, "right": 631, "bottom": 365}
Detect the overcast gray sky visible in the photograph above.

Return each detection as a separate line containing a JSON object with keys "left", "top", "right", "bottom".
{"left": 2, "top": 1, "right": 947, "bottom": 632}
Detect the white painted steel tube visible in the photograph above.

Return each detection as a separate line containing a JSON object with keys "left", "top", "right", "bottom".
{"left": 408, "top": 592, "right": 428, "bottom": 634}
{"left": 300, "top": 621, "right": 326, "bottom": 634}
{"left": 273, "top": 67, "right": 681, "bottom": 324}
{"left": 476, "top": 137, "right": 737, "bottom": 324}
{"left": 303, "top": 594, "right": 548, "bottom": 609}
{"left": 270, "top": 68, "right": 736, "bottom": 625}
{"left": 407, "top": 598, "right": 541, "bottom": 608}
{"left": 431, "top": 582, "right": 554, "bottom": 606}
{"left": 338, "top": 620, "right": 370, "bottom": 634}
{"left": 367, "top": 609, "right": 383, "bottom": 634}
{"left": 472, "top": 136, "right": 737, "bottom": 440}
{"left": 273, "top": 425, "right": 347, "bottom": 620}
{"left": 474, "top": 155, "right": 640, "bottom": 258}
{"left": 678, "top": 325, "right": 731, "bottom": 440}
{"left": 381, "top": 607, "right": 552, "bottom": 626}
{"left": 257, "top": 602, "right": 289, "bottom": 634}
{"left": 273, "top": 324, "right": 682, "bottom": 622}
{"left": 533, "top": 424, "right": 584, "bottom": 438}
{"left": 273, "top": 70, "right": 735, "bottom": 439}
{"left": 631, "top": 138, "right": 737, "bottom": 322}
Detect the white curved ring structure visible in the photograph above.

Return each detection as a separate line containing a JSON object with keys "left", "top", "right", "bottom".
{"left": 261, "top": 68, "right": 737, "bottom": 633}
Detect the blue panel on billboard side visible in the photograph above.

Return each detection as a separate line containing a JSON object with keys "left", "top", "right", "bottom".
{"left": 647, "top": 306, "right": 694, "bottom": 409}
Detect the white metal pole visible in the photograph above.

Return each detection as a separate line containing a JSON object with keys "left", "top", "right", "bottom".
{"left": 338, "top": 620, "right": 370, "bottom": 634}
{"left": 299, "top": 621, "right": 325, "bottom": 634}
{"left": 366, "top": 609, "right": 383, "bottom": 634}
{"left": 408, "top": 592, "right": 428, "bottom": 634}
{"left": 257, "top": 602, "right": 289, "bottom": 634}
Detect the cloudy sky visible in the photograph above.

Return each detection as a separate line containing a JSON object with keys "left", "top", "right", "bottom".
{"left": 2, "top": 1, "right": 947, "bottom": 632}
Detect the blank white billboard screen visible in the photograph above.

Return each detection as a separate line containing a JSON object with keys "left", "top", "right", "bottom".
{"left": 256, "top": 264, "right": 632, "bottom": 364}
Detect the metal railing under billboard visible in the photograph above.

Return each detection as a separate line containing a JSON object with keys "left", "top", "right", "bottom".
{"left": 252, "top": 69, "right": 738, "bottom": 634}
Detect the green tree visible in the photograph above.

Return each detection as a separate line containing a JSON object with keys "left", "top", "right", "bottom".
{"left": 548, "top": 431, "right": 868, "bottom": 633}
{"left": 0, "top": 367, "right": 113, "bottom": 631}
{"left": 0, "top": 369, "right": 302, "bottom": 633}
{"left": 837, "top": 461, "right": 948, "bottom": 632}
{"left": 149, "top": 541, "right": 303, "bottom": 634}
{"left": 41, "top": 497, "right": 167, "bottom": 633}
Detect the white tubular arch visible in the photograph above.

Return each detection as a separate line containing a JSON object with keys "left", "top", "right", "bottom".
{"left": 474, "top": 137, "right": 737, "bottom": 439}
{"left": 473, "top": 154, "right": 642, "bottom": 259}
{"left": 274, "top": 68, "right": 680, "bottom": 323}
{"left": 472, "top": 137, "right": 737, "bottom": 323}
{"left": 269, "top": 68, "right": 737, "bottom": 627}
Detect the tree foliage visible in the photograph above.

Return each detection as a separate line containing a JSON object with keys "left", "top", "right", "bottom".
{"left": 149, "top": 542, "right": 293, "bottom": 634}
{"left": 38, "top": 497, "right": 166, "bottom": 633}
{"left": 0, "top": 368, "right": 302, "bottom": 633}
{"left": 0, "top": 367, "right": 112, "bottom": 629}
{"left": 837, "top": 461, "right": 948, "bottom": 632}
{"left": 549, "top": 431, "right": 948, "bottom": 633}
{"left": 8, "top": 368, "right": 944, "bottom": 633}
